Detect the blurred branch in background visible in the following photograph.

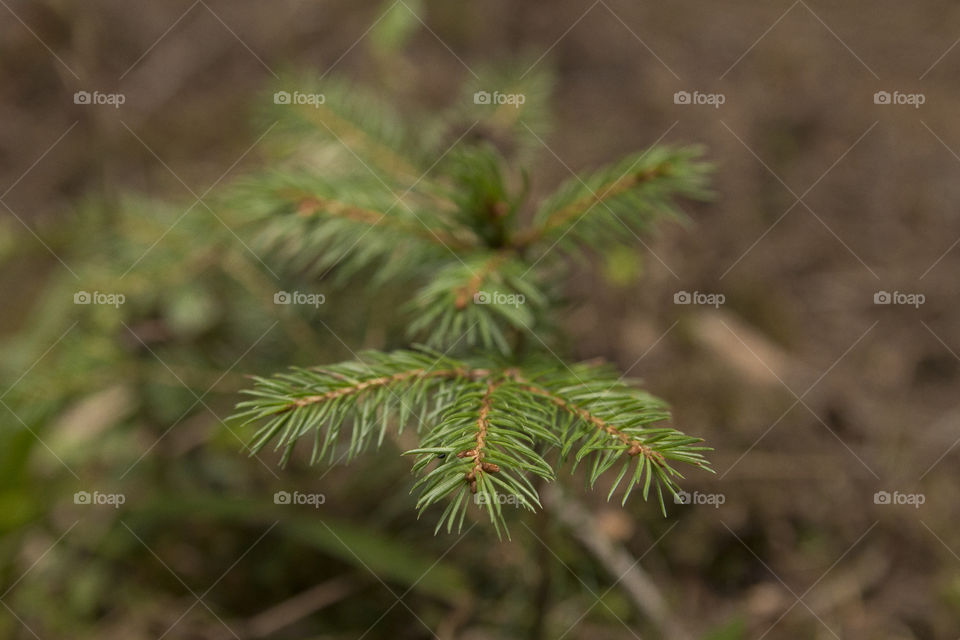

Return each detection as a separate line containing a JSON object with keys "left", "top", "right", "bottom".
{"left": 543, "top": 485, "right": 689, "bottom": 640}
{"left": 238, "top": 577, "right": 359, "bottom": 638}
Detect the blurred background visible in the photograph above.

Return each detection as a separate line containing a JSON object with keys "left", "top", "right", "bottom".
{"left": 2, "top": 1, "right": 959, "bottom": 638}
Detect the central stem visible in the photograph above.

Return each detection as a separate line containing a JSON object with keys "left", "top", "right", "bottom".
{"left": 460, "top": 379, "right": 503, "bottom": 492}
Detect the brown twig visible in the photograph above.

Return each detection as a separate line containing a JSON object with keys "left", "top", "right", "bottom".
{"left": 512, "top": 162, "right": 672, "bottom": 248}
{"left": 292, "top": 192, "right": 474, "bottom": 250}
{"left": 283, "top": 366, "right": 671, "bottom": 469}
{"left": 286, "top": 367, "right": 490, "bottom": 411}
{"left": 459, "top": 380, "right": 503, "bottom": 492}
{"left": 542, "top": 485, "right": 690, "bottom": 640}
{"left": 518, "top": 382, "right": 668, "bottom": 468}
{"left": 243, "top": 576, "right": 359, "bottom": 638}
{"left": 299, "top": 102, "right": 420, "bottom": 180}
{"left": 453, "top": 252, "right": 511, "bottom": 309}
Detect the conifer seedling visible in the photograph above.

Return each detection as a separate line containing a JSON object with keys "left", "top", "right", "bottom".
{"left": 230, "top": 74, "right": 715, "bottom": 537}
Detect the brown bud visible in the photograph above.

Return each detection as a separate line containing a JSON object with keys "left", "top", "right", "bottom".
{"left": 627, "top": 444, "right": 644, "bottom": 456}
{"left": 481, "top": 462, "right": 500, "bottom": 473}
{"left": 465, "top": 471, "right": 476, "bottom": 482}
{"left": 456, "top": 449, "right": 476, "bottom": 458}
{"left": 470, "top": 480, "right": 478, "bottom": 494}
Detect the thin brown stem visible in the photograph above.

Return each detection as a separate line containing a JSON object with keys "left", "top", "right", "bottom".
{"left": 291, "top": 192, "right": 474, "bottom": 250}
{"left": 458, "top": 380, "right": 503, "bottom": 492}
{"left": 300, "top": 103, "right": 420, "bottom": 180}
{"left": 518, "top": 382, "right": 667, "bottom": 468}
{"left": 453, "top": 252, "right": 511, "bottom": 309}
{"left": 511, "top": 161, "right": 672, "bottom": 248}
{"left": 286, "top": 367, "right": 489, "bottom": 411}
{"left": 283, "top": 365, "right": 669, "bottom": 468}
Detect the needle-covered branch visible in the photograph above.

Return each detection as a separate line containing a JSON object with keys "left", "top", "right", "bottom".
{"left": 406, "top": 252, "right": 550, "bottom": 354}
{"left": 234, "top": 349, "right": 711, "bottom": 536}
{"left": 229, "top": 171, "right": 476, "bottom": 281}
{"left": 516, "top": 145, "right": 712, "bottom": 255}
